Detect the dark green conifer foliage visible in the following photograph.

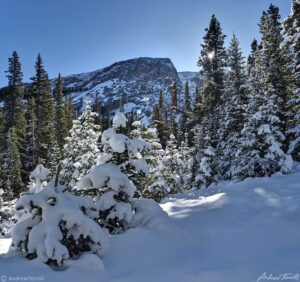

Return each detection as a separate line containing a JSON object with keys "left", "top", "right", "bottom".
{"left": 259, "top": 5, "right": 292, "bottom": 149}
{"left": 156, "top": 90, "right": 169, "bottom": 149}
{"left": 179, "top": 82, "right": 193, "bottom": 145}
{"left": 119, "top": 96, "right": 124, "bottom": 112}
{"left": 4, "top": 51, "right": 26, "bottom": 155}
{"left": 3, "top": 127, "right": 24, "bottom": 197}
{"left": 40, "top": 74, "right": 55, "bottom": 167}
{"left": 25, "top": 97, "right": 37, "bottom": 172}
{"left": 217, "top": 34, "right": 247, "bottom": 179}
{"left": 282, "top": 0, "right": 300, "bottom": 160}
{"left": 54, "top": 73, "right": 67, "bottom": 156}
{"left": 64, "top": 94, "right": 74, "bottom": 133}
{"left": 197, "top": 14, "right": 227, "bottom": 110}
{"left": 92, "top": 92, "right": 102, "bottom": 128}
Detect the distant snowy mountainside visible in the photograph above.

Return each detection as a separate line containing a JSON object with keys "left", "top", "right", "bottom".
{"left": 52, "top": 57, "right": 202, "bottom": 124}
{"left": 178, "top": 71, "right": 201, "bottom": 96}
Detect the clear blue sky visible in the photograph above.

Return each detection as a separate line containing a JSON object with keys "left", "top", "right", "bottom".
{"left": 0, "top": 0, "right": 291, "bottom": 86}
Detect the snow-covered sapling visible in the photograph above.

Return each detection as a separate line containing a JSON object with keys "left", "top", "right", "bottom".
{"left": 77, "top": 112, "right": 150, "bottom": 233}
{"left": 11, "top": 180, "right": 109, "bottom": 267}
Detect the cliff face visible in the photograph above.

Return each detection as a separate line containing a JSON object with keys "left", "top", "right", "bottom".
{"left": 53, "top": 57, "right": 201, "bottom": 124}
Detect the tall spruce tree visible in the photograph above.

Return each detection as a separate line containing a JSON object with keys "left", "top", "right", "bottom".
{"left": 282, "top": 0, "right": 300, "bottom": 160}
{"left": 40, "top": 74, "right": 55, "bottom": 168}
{"left": 54, "top": 73, "right": 67, "bottom": 156}
{"left": 218, "top": 34, "right": 247, "bottom": 179}
{"left": 194, "top": 15, "right": 227, "bottom": 184}
{"left": 197, "top": 14, "right": 227, "bottom": 111}
{"left": 259, "top": 5, "right": 292, "bottom": 151}
{"left": 30, "top": 54, "right": 55, "bottom": 166}
{"left": 196, "top": 14, "right": 227, "bottom": 157}
{"left": 4, "top": 51, "right": 26, "bottom": 157}
{"left": 232, "top": 25, "right": 292, "bottom": 179}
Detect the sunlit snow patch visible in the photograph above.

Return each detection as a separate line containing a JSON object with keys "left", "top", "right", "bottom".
{"left": 161, "top": 192, "right": 227, "bottom": 218}
{"left": 0, "top": 238, "right": 12, "bottom": 254}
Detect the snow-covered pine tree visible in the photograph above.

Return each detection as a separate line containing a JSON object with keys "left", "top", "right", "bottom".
{"left": 100, "top": 112, "right": 150, "bottom": 197}
{"left": 282, "top": 0, "right": 300, "bottom": 160}
{"left": 11, "top": 180, "right": 109, "bottom": 267}
{"left": 259, "top": 5, "right": 293, "bottom": 154}
{"left": 4, "top": 51, "right": 26, "bottom": 156}
{"left": 4, "top": 52, "right": 26, "bottom": 185}
{"left": 193, "top": 118, "right": 218, "bottom": 188}
{"left": 60, "top": 100, "right": 101, "bottom": 189}
{"left": 130, "top": 114, "right": 166, "bottom": 201}
{"left": 194, "top": 14, "right": 227, "bottom": 184}
{"left": 77, "top": 112, "right": 150, "bottom": 233}
{"left": 217, "top": 34, "right": 247, "bottom": 180}
{"left": 156, "top": 134, "right": 185, "bottom": 194}
{"left": 259, "top": 5, "right": 293, "bottom": 171}
{"left": 232, "top": 32, "right": 292, "bottom": 179}
{"left": 3, "top": 127, "right": 24, "bottom": 198}
{"left": 178, "top": 133, "right": 193, "bottom": 189}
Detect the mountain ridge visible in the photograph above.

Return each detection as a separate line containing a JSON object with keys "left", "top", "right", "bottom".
{"left": 54, "top": 57, "right": 201, "bottom": 124}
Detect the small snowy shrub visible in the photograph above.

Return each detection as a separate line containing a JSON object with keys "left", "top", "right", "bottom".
{"left": 11, "top": 180, "right": 109, "bottom": 267}
{"left": 77, "top": 163, "right": 136, "bottom": 234}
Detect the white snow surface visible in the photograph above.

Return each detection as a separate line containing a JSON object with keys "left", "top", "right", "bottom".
{"left": 1, "top": 164, "right": 300, "bottom": 281}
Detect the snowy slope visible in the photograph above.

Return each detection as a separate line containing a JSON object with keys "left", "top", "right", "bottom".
{"left": 1, "top": 165, "right": 299, "bottom": 281}
{"left": 50, "top": 58, "right": 201, "bottom": 125}
{"left": 53, "top": 57, "right": 182, "bottom": 125}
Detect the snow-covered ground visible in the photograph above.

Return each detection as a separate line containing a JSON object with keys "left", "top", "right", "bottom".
{"left": 0, "top": 165, "right": 300, "bottom": 282}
